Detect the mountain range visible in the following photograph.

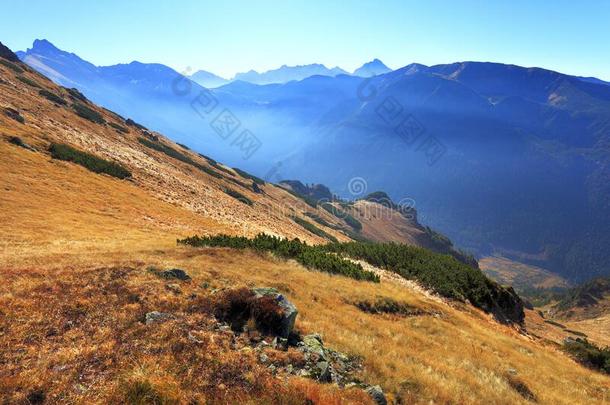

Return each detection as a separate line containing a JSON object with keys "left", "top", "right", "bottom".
{"left": 2, "top": 39, "right": 610, "bottom": 404}
{"left": 188, "top": 60, "right": 392, "bottom": 87}
{"left": 16, "top": 39, "right": 610, "bottom": 283}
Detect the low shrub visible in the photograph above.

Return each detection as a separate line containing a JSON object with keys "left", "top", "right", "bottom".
{"left": 321, "top": 203, "right": 362, "bottom": 231}
{"left": 125, "top": 118, "right": 148, "bottom": 131}
{"left": 16, "top": 75, "right": 41, "bottom": 88}
{"left": 565, "top": 329, "right": 588, "bottom": 337}
{"left": 304, "top": 212, "right": 339, "bottom": 230}
{"left": 177, "top": 233, "right": 380, "bottom": 282}
{"left": 505, "top": 375, "right": 536, "bottom": 401}
{"left": 0, "top": 59, "right": 24, "bottom": 73}
{"left": 8, "top": 136, "right": 35, "bottom": 151}
{"left": 8, "top": 136, "right": 25, "bottom": 147}
{"left": 207, "top": 160, "right": 235, "bottom": 176}
{"left": 322, "top": 241, "right": 524, "bottom": 322}
{"left": 213, "top": 287, "right": 285, "bottom": 335}
{"left": 109, "top": 122, "right": 129, "bottom": 133}
{"left": 354, "top": 297, "right": 427, "bottom": 316}
{"left": 49, "top": 143, "right": 132, "bottom": 179}
{"left": 544, "top": 319, "right": 567, "bottom": 329}
{"left": 39, "top": 89, "right": 67, "bottom": 105}
{"left": 233, "top": 167, "right": 265, "bottom": 185}
{"left": 72, "top": 102, "right": 105, "bottom": 124}
{"left": 138, "top": 137, "right": 223, "bottom": 179}
{"left": 65, "top": 87, "right": 87, "bottom": 102}
{"left": 176, "top": 142, "right": 190, "bottom": 150}
{"left": 293, "top": 216, "right": 337, "bottom": 242}
{"left": 285, "top": 188, "right": 318, "bottom": 208}
{"left": 3, "top": 107, "right": 24, "bottom": 123}
{"left": 223, "top": 188, "right": 253, "bottom": 205}
{"left": 563, "top": 338, "right": 610, "bottom": 374}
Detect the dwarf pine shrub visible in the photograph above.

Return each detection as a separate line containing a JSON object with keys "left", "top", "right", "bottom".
{"left": 138, "top": 137, "right": 223, "bottom": 179}
{"left": 177, "top": 233, "right": 379, "bottom": 282}
{"left": 72, "top": 102, "right": 105, "bottom": 124}
{"left": 39, "top": 89, "right": 67, "bottom": 105}
{"left": 49, "top": 143, "right": 131, "bottom": 179}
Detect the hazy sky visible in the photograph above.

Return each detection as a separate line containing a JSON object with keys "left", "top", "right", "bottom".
{"left": 2, "top": 0, "right": 609, "bottom": 80}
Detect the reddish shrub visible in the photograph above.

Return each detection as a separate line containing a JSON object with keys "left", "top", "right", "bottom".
{"left": 250, "top": 295, "right": 284, "bottom": 335}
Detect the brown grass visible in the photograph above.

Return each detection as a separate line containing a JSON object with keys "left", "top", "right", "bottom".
{"left": 1, "top": 244, "right": 609, "bottom": 404}
{"left": 1, "top": 56, "right": 609, "bottom": 404}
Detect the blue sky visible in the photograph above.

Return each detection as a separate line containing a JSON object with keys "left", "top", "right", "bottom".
{"left": 2, "top": 0, "right": 609, "bottom": 80}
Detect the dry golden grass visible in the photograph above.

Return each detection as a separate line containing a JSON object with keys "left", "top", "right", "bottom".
{"left": 2, "top": 240, "right": 609, "bottom": 404}
{"left": 480, "top": 255, "right": 571, "bottom": 290}
{"left": 1, "top": 56, "right": 609, "bottom": 404}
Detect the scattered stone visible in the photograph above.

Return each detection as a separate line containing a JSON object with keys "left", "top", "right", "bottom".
{"left": 365, "top": 385, "right": 388, "bottom": 405}
{"left": 316, "top": 361, "right": 332, "bottom": 382}
{"left": 148, "top": 267, "right": 191, "bottom": 281}
{"left": 301, "top": 334, "right": 326, "bottom": 361}
{"left": 165, "top": 283, "right": 182, "bottom": 294}
{"left": 252, "top": 287, "right": 298, "bottom": 338}
{"left": 8, "top": 136, "right": 36, "bottom": 151}
{"left": 145, "top": 311, "right": 174, "bottom": 325}
{"left": 272, "top": 336, "right": 288, "bottom": 350}
{"left": 259, "top": 353, "right": 269, "bottom": 363}
{"left": 188, "top": 332, "right": 204, "bottom": 344}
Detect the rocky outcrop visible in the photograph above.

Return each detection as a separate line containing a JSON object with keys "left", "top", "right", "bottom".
{"left": 145, "top": 311, "right": 174, "bottom": 325}
{"left": 149, "top": 267, "right": 192, "bottom": 281}
{"left": 252, "top": 287, "right": 298, "bottom": 338}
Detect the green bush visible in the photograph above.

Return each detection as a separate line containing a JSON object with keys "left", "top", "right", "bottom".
{"left": 354, "top": 297, "right": 427, "bottom": 316}
{"left": 285, "top": 188, "right": 318, "bottom": 208}
{"left": 39, "top": 89, "right": 67, "bottom": 105}
{"left": 321, "top": 203, "right": 362, "bottom": 231}
{"left": 109, "top": 122, "right": 129, "bottom": 133}
{"left": 16, "top": 75, "right": 41, "bottom": 88}
{"left": 72, "top": 102, "right": 105, "bottom": 124}
{"left": 304, "top": 212, "right": 340, "bottom": 230}
{"left": 125, "top": 118, "right": 147, "bottom": 130}
{"left": 223, "top": 188, "right": 253, "bottom": 205}
{"left": 563, "top": 338, "right": 610, "bottom": 374}
{"left": 66, "top": 87, "right": 87, "bottom": 102}
{"left": 49, "top": 143, "right": 131, "bottom": 179}
{"left": 0, "top": 59, "right": 24, "bottom": 73}
{"left": 233, "top": 167, "right": 265, "bottom": 185}
{"left": 322, "top": 241, "right": 524, "bottom": 322}
{"left": 138, "top": 137, "right": 223, "bottom": 179}
{"left": 293, "top": 216, "right": 337, "bottom": 242}
{"left": 176, "top": 142, "right": 190, "bottom": 150}
{"left": 4, "top": 107, "right": 24, "bottom": 123}
{"left": 177, "top": 233, "right": 379, "bottom": 282}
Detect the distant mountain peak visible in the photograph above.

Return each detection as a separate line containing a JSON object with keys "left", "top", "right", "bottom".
{"left": 353, "top": 59, "right": 391, "bottom": 77}
{"left": 233, "top": 63, "right": 348, "bottom": 85}
{"left": 28, "top": 39, "right": 67, "bottom": 56}
{"left": 189, "top": 69, "right": 229, "bottom": 88}
{"left": 0, "top": 41, "right": 20, "bottom": 62}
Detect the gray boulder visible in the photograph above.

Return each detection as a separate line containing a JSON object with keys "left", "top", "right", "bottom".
{"left": 252, "top": 287, "right": 298, "bottom": 338}
{"left": 366, "top": 385, "right": 387, "bottom": 405}
{"left": 302, "top": 334, "right": 327, "bottom": 360}
{"left": 145, "top": 311, "right": 174, "bottom": 325}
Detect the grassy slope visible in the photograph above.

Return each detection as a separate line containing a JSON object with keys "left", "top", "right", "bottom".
{"left": 480, "top": 256, "right": 571, "bottom": 290}
{"left": 1, "top": 55, "right": 609, "bottom": 404}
